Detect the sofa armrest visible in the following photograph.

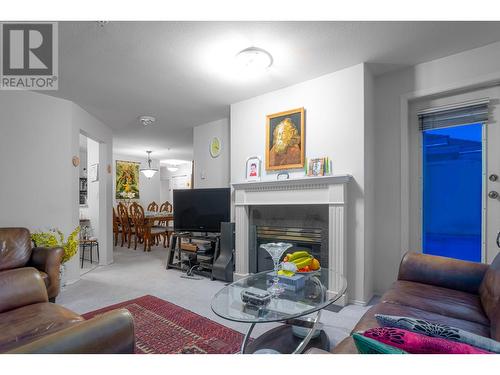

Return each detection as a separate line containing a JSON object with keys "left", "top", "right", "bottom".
{"left": 29, "top": 246, "right": 63, "bottom": 299}
{"left": 7, "top": 309, "right": 135, "bottom": 354}
{"left": 398, "top": 252, "right": 488, "bottom": 294}
{"left": 0, "top": 268, "right": 48, "bottom": 313}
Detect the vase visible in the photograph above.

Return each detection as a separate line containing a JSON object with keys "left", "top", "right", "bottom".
{"left": 260, "top": 242, "right": 293, "bottom": 296}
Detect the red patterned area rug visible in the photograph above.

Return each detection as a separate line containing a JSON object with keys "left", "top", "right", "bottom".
{"left": 82, "top": 295, "right": 244, "bottom": 354}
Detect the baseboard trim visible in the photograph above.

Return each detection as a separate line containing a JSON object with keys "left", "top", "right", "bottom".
{"left": 331, "top": 292, "right": 348, "bottom": 307}
{"left": 233, "top": 272, "right": 249, "bottom": 281}
{"left": 349, "top": 292, "right": 381, "bottom": 306}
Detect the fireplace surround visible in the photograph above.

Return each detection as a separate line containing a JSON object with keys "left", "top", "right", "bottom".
{"left": 232, "top": 175, "right": 351, "bottom": 305}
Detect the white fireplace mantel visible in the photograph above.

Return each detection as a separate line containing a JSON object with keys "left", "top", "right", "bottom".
{"left": 232, "top": 174, "right": 352, "bottom": 305}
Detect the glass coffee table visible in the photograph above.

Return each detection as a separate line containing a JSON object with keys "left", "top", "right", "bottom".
{"left": 211, "top": 269, "right": 347, "bottom": 354}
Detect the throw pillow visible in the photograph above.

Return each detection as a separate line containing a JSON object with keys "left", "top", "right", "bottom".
{"left": 375, "top": 314, "right": 500, "bottom": 354}
{"left": 352, "top": 333, "right": 407, "bottom": 354}
{"left": 363, "top": 327, "right": 491, "bottom": 354}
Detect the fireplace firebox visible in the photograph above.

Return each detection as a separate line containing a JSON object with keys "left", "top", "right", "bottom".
{"left": 250, "top": 225, "right": 328, "bottom": 285}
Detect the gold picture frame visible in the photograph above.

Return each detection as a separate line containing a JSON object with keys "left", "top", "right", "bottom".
{"left": 266, "top": 107, "right": 305, "bottom": 171}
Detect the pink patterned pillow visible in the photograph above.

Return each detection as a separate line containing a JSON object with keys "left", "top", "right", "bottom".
{"left": 363, "top": 327, "right": 491, "bottom": 354}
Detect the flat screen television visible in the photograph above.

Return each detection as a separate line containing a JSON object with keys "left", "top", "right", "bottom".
{"left": 173, "top": 188, "right": 230, "bottom": 233}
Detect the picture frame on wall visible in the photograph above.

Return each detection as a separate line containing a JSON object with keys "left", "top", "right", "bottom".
{"left": 115, "top": 160, "right": 140, "bottom": 199}
{"left": 245, "top": 156, "right": 262, "bottom": 181}
{"left": 266, "top": 107, "right": 305, "bottom": 171}
{"left": 89, "top": 163, "right": 99, "bottom": 182}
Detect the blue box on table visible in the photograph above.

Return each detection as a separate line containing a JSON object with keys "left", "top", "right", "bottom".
{"left": 266, "top": 271, "right": 306, "bottom": 292}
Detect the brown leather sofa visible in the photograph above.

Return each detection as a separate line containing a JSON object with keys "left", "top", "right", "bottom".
{"left": 320, "top": 252, "right": 500, "bottom": 353}
{"left": 0, "top": 227, "right": 63, "bottom": 302}
{"left": 0, "top": 227, "right": 135, "bottom": 353}
{"left": 0, "top": 266, "right": 135, "bottom": 353}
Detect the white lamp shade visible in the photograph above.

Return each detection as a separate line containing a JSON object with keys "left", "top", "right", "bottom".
{"left": 141, "top": 169, "right": 157, "bottom": 179}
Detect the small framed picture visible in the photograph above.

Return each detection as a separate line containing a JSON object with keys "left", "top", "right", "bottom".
{"left": 307, "top": 158, "right": 325, "bottom": 177}
{"left": 89, "top": 163, "right": 99, "bottom": 182}
{"left": 246, "top": 156, "right": 261, "bottom": 181}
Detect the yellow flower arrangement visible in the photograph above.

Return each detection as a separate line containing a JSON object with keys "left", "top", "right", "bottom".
{"left": 31, "top": 226, "right": 80, "bottom": 263}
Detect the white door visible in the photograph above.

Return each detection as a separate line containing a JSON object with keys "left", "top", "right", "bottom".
{"left": 409, "top": 85, "right": 500, "bottom": 264}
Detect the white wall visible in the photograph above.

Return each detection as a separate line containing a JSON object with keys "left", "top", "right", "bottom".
{"left": 193, "top": 118, "right": 230, "bottom": 188}
{"left": 0, "top": 91, "right": 113, "bottom": 284}
{"left": 230, "top": 63, "right": 374, "bottom": 304}
{"left": 0, "top": 91, "right": 74, "bottom": 236}
{"left": 373, "top": 41, "right": 500, "bottom": 295}
{"left": 113, "top": 154, "right": 161, "bottom": 208}
{"left": 160, "top": 164, "right": 193, "bottom": 204}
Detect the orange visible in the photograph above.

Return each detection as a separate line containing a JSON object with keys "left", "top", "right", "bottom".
{"left": 311, "top": 258, "right": 320, "bottom": 270}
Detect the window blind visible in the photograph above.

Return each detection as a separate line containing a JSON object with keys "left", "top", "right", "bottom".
{"left": 418, "top": 99, "right": 489, "bottom": 131}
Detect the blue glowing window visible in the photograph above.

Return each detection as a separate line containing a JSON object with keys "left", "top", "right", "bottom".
{"left": 422, "top": 123, "right": 482, "bottom": 262}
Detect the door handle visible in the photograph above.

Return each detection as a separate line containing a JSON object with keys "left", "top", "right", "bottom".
{"left": 497, "top": 232, "right": 500, "bottom": 248}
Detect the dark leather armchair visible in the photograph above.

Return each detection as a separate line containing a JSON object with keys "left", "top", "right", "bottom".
{"left": 0, "top": 267, "right": 135, "bottom": 353}
{"left": 0, "top": 227, "right": 63, "bottom": 301}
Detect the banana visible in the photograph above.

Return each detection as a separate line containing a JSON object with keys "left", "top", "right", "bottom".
{"left": 288, "top": 251, "right": 310, "bottom": 261}
{"left": 290, "top": 255, "right": 312, "bottom": 264}
{"left": 293, "top": 256, "right": 313, "bottom": 269}
{"left": 278, "top": 270, "right": 295, "bottom": 277}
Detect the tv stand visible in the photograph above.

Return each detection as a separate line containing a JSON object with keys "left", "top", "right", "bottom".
{"left": 166, "top": 231, "right": 221, "bottom": 280}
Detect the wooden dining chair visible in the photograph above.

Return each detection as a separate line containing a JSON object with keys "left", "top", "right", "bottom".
{"left": 159, "top": 201, "right": 173, "bottom": 213}
{"left": 117, "top": 202, "right": 134, "bottom": 248}
{"left": 158, "top": 201, "right": 174, "bottom": 247}
{"left": 129, "top": 202, "right": 149, "bottom": 251}
{"left": 147, "top": 201, "right": 159, "bottom": 212}
{"left": 112, "top": 207, "right": 122, "bottom": 247}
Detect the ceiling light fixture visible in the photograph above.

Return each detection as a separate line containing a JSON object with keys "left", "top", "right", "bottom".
{"left": 235, "top": 47, "right": 273, "bottom": 73}
{"left": 140, "top": 151, "right": 158, "bottom": 179}
{"left": 167, "top": 165, "right": 179, "bottom": 172}
{"left": 139, "top": 115, "right": 156, "bottom": 127}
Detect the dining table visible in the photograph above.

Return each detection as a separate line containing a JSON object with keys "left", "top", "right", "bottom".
{"left": 144, "top": 211, "right": 174, "bottom": 224}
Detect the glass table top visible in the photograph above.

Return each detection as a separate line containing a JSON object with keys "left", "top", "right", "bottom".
{"left": 211, "top": 269, "right": 346, "bottom": 323}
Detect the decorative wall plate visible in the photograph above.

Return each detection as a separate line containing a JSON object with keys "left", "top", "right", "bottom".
{"left": 72, "top": 156, "right": 80, "bottom": 167}
{"left": 209, "top": 137, "right": 221, "bottom": 158}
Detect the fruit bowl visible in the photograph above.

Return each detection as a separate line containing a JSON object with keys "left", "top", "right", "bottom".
{"left": 282, "top": 250, "right": 321, "bottom": 275}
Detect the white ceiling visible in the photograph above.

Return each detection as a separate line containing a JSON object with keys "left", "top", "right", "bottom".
{"left": 51, "top": 21, "right": 500, "bottom": 161}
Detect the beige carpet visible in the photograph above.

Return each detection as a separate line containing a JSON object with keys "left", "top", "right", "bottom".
{"left": 58, "top": 244, "right": 373, "bottom": 348}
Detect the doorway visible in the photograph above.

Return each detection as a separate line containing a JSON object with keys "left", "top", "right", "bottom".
{"left": 409, "top": 86, "right": 500, "bottom": 264}
{"left": 79, "top": 133, "right": 100, "bottom": 274}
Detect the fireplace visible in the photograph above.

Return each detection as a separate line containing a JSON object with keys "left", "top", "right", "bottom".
{"left": 232, "top": 175, "right": 351, "bottom": 305}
